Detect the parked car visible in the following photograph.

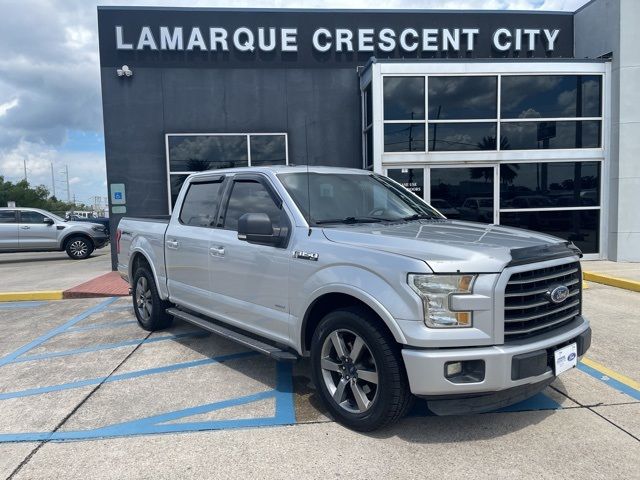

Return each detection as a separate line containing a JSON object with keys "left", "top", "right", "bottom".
{"left": 0, "top": 207, "right": 109, "bottom": 259}
{"left": 458, "top": 197, "right": 494, "bottom": 222}
{"left": 429, "top": 198, "right": 461, "bottom": 219}
{"left": 117, "top": 166, "right": 590, "bottom": 431}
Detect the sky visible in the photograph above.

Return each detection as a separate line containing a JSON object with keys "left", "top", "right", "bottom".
{"left": 0, "top": 0, "right": 590, "bottom": 207}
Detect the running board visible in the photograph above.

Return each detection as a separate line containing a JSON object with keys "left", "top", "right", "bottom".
{"left": 166, "top": 307, "right": 299, "bottom": 362}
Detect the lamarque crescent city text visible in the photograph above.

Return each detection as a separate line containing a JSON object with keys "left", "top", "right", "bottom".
{"left": 114, "top": 26, "right": 562, "bottom": 54}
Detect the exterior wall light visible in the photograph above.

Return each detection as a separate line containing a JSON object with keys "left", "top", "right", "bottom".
{"left": 116, "top": 65, "right": 133, "bottom": 77}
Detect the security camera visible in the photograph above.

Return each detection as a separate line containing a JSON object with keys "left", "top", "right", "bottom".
{"left": 116, "top": 65, "right": 133, "bottom": 77}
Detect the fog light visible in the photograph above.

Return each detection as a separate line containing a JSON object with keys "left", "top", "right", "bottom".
{"left": 444, "top": 360, "right": 486, "bottom": 384}
{"left": 445, "top": 362, "right": 463, "bottom": 377}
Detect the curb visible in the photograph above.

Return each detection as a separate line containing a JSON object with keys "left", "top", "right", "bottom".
{"left": 583, "top": 271, "right": 640, "bottom": 292}
{"left": 0, "top": 291, "right": 64, "bottom": 302}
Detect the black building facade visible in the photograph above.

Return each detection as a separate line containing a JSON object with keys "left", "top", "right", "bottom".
{"left": 99, "top": 6, "right": 615, "bottom": 268}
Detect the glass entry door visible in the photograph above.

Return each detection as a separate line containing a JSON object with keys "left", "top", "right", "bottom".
{"left": 386, "top": 165, "right": 498, "bottom": 224}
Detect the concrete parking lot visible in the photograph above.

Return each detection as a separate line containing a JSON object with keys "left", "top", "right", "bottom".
{"left": 0, "top": 282, "right": 638, "bottom": 479}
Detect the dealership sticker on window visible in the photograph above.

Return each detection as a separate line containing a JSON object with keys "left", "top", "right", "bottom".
{"left": 554, "top": 342, "right": 577, "bottom": 375}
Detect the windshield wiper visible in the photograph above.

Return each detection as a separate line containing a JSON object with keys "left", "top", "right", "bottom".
{"left": 401, "top": 213, "right": 434, "bottom": 221}
{"left": 315, "top": 216, "right": 387, "bottom": 225}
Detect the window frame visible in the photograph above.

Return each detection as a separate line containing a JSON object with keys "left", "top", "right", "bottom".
{"left": 177, "top": 176, "right": 225, "bottom": 228}
{"left": 0, "top": 210, "right": 17, "bottom": 224}
{"left": 165, "top": 132, "right": 289, "bottom": 212}
{"left": 217, "top": 173, "right": 291, "bottom": 248}
{"left": 18, "top": 210, "right": 48, "bottom": 224}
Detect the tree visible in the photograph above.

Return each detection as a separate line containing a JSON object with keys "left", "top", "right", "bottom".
{"left": 0, "top": 176, "right": 87, "bottom": 214}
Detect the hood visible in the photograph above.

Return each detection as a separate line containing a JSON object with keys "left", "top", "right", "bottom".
{"left": 321, "top": 220, "right": 575, "bottom": 273}
{"left": 65, "top": 220, "right": 104, "bottom": 229}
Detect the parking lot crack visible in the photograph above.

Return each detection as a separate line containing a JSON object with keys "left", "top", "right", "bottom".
{"left": 549, "top": 385, "right": 640, "bottom": 443}
{"left": 6, "top": 331, "right": 152, "bottom": 480}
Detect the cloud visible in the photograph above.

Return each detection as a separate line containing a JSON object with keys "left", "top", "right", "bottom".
{"left": 0, "top": 0, "right": 590, "bottom": 202}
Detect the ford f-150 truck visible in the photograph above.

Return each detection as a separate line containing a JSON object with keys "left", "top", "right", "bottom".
{"left": 0, "top": 207, "right": 109, "bottom": 259}
{"left": 117, "top": 166, "right": 591, "bottom": 431}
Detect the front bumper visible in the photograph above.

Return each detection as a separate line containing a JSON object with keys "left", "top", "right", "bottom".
{"left": 402, "top": 315, "right": 591, "bottom": 397}
{"left": 93, "top": 237, "right": 110, "bottom": 249}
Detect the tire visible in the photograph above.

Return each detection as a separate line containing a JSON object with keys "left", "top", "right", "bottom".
{"left": 65, "top": 236, "right": 94, "bottom": 260}
{"left": 132, "top": 266, "right": 173, "bottom": 331}
{"left": 310, "top": 307, "right": 413, "bottom": 431}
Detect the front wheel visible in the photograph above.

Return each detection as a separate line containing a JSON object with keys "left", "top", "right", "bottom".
{"left": 65, "top": 236, "right": 94, "bottom": 260}
{"left": 310, "top": 307, "right": 413, "bottom": 431}
{"left": 132, "top": 266, "right": 173, "bottom": 331}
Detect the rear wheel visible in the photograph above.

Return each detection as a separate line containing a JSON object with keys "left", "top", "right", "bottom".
{"left": 65, "top": 236, "right": 93, "bottom": 260}
{"left": 132, "top": 266, "right": 173, "bottom": 331}
{"left": 310, "top": 307, "right": 413, "bottom": 431}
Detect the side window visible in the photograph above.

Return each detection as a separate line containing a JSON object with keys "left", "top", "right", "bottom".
{"left": 223, "top": 180, "right": 282, "bottom": 231}
{"left": 0, "top": 211, "right": 16, "bottom": 223}
{"left": 20, "top": 211, "right": 47, "bottom": 224}
{"left": 179, "top": 181, "right": 223, "bottom": 227}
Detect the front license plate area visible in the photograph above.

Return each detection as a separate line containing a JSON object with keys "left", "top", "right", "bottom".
{"left": 554, "top": 342, "right": 578, "bottom": 375}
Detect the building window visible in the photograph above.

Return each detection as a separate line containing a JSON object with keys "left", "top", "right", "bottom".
{"left": 166, "top": 133, "right": 288, "bottom": 209}
{"left": 384, "top": 123, "right": 426, "bottom": 152}
{"left": 362, "top": 83, "right": 374, "bottom": 169}
{"left": 383, "top": 77, "right": 425, "bottom": 120}
{"left": 428, "top": 123, "right": 497, "bottom": 151}
{"left": 500, "top": 75, "right": 603, "bottom": 150}
{"left": 499, "top": 161, "right": 601, "bottom": 254}
{"left": 428, "top": 76, "right": 497, "bottom": 119}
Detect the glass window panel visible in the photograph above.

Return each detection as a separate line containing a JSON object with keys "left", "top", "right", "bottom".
{"left": 364, "top": 129, "right": 373, "bottom": 168}
{"left": 179, "top": 181, "right": 223, "bottom": 227}
{"left": 501, "top": 121, "right": 601, "bottom": 150}
{"left": 500, "top": 210, "right": 599, "bottom": 254}
{"left": 430, "top": 167, "right": 494, "bottom": 222}
{"left": 428, "top": 123, "right": 497, "bottom": 151}
{"left": 19, "top": 211, "right": 47, "bottom": 224}
{"left": 383, "top": 77, "right": 425, "bottom": 120}
{"left": 501, "top": 75, "right": 602, "bottom": 119}
{"left": 386, "top": 168, "right": 424, "bottom": 199}
{"left": 365, "top": 84, "right": 373, "bottom": 127}
{"left": 170, "top": 174, "right": 189, "bottom": 207}
{"left": 384, "top": 123, "right": 425, "bottom": 152}
{"left": 428, "top": 76, "right": 497, "bottom": 120}
{"left": 223, "top": 181, "right": 282, "bottom": 232}
{"left": 168, "top": 135, "right": 248, "bottom": 172}
{"left": 500, "top": 162, "right": 600, "bottom": 209}
{"left": 250, "top": 135, "right": 286, "bottom": 166}
{"left": 0, "top": 211, "right": 16, "bottom": 223}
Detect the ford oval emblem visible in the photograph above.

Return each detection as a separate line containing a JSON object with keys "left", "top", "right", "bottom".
{"left": 568, "top": 352, "right": 576, "bottom": 361}
{"left": 548, "top": 285, "right": 570, "bottom": 304}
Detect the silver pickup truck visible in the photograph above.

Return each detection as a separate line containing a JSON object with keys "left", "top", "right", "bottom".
{"left": 117, "top": 166, "right": 591, "bottom": 431}
{"left": 0, "top": 207, "right": 109, "bottom": 259}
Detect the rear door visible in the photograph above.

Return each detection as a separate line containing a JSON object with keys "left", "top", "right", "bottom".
{"left": 0, "top": 210, "right": 19, "bottom": 250}
{"left": 17, "top": 211, "right": 59, "bottom": 249}
{"left": 165, "top": 176, "right": 225, "bottom": 312}
{"left": 206, "top": 175, "right": 292, "bottom": 343}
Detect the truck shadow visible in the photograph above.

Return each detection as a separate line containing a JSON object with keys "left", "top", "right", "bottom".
{"left": 170, "top": 322, "right": 567, "bottom": 441}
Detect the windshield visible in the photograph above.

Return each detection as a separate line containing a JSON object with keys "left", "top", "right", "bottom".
{"left": 278, "top": 172, "right": 443, "bottom": 225}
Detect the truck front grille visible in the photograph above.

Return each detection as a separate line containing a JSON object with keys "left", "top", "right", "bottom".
{"left": 504, "top": 261, "right": 582, "bottom": 341}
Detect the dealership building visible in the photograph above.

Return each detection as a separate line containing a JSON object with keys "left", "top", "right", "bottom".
{"left": 98, "top": 0, "right": 640, "bottom": 267}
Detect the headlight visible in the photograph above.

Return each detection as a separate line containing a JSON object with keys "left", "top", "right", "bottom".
{"left": 408, "top": 274, "right": 476, "bottom": 328}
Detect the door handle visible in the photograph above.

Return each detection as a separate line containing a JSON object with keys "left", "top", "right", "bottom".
{"left": 209, "top": 246, "right": 225, "bottom": 257}
{"left": 20, "top": 226, "right": 30, "bottom": 230}
{"left": 166, "top": 239, "right": 179, "bottom": 250}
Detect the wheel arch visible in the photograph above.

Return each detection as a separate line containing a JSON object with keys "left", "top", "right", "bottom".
{"left": 300, "top": 287, "right": 407, "bottom": 355}
{"left": 129, "top": 250, "right": 167, "bottom": 300}
{"left": 61, "top": 232, "right": 94, "bottom": 250}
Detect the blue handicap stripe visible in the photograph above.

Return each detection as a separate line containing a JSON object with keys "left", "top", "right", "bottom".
{"left": 10, "top": 331, "right": 210, "bottom": 364}
{"left": 0, "top": 301, "right": 48, "bottom": 310}
{"left": 0, "top": 351, "right": 258, "bottom": 401}
{"left": 0, "top": 297, "right": 119, "bottom": 367}
{"left": 577, "top": 362, "right": 640, "bottom": 401}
